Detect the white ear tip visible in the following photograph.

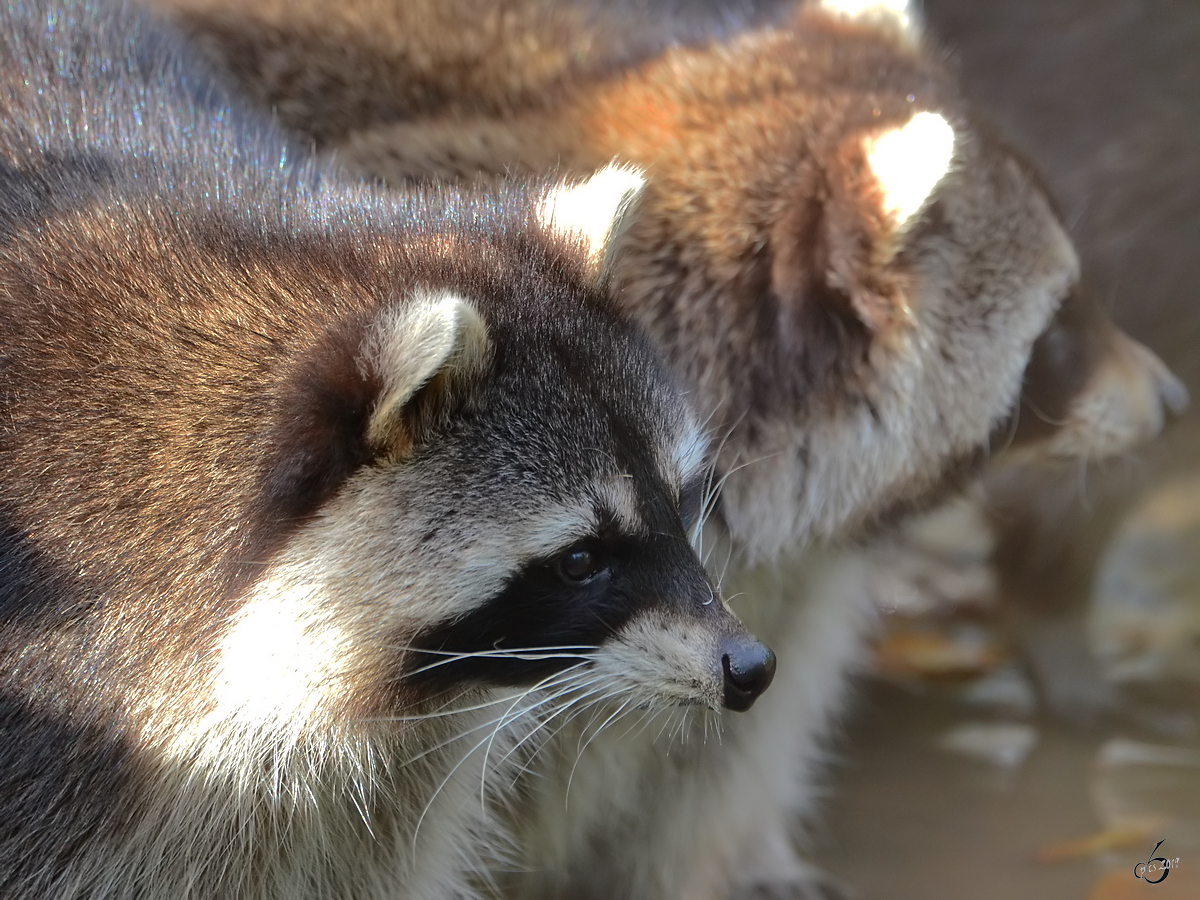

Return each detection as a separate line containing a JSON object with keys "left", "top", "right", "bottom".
{"left": 584, "top": 162, "right": 647, "bottom": 199}
{"left": 818, "top": 0, "right": 916, "bottom": 33}
{"left": 539, "top": 163, "right": 647, "bottom": 263}
{"left": 864, "top": 111, "right": 956, "bottom": 226}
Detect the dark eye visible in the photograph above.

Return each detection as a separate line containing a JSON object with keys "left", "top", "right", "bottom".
{"left": 555, "top": 546, "right": 603, "bottom": 584}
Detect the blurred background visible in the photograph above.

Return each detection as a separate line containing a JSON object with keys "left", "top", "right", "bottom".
{"left": 814, "top": 2, "right": 1200, "bottom": 897}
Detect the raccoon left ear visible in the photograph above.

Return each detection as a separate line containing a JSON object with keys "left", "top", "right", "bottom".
{"left": 363, "top": 292, "right": 491, "bottom": 452}
{"left": 538, "top": 163, "right": 647, "bottom": 279}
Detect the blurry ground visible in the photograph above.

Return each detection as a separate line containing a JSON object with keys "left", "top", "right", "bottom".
{"left": 812, "top": 485, "right": 1200, "bottom": 900}
{"left": 806, "top": 1, "right": 1200, "bottom": 897}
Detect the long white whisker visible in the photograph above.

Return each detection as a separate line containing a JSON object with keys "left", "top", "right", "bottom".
{"left": 392, "top": 645, "right": 599, "bottom": 678}
{"left": 653, "top": 706, "right": 681, "bottom": 746}
{"left": 565, "top": 694, "right": 637, "bottom": 807}
{"left": 490, "top": 675, "right": 625, "bottom": 782}
{"left": 410, "top": 671, "right": 595, "bottom": 856}
{"left": 477, "top": 669, "right": 612, "bottom": 807}
{"left": 396, "top": 665, "right": 593, "bottom": 767}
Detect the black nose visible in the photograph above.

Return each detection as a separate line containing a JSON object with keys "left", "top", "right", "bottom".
{"left": 721, "top": 636, "right": 776, "bottom": 712}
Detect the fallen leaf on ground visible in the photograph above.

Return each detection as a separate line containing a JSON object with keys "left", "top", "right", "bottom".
{"left": 1088, "top": 863, "right": 1199, "bottom": 900}
{"left": 1036, "top": 821, "right": 1166, "bottom": 863}
{"left": 874, "top": 628, "right": 1007, "bottom": 680}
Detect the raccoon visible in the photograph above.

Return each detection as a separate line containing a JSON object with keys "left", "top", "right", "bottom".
{"left": 145, "top": 0, "right": 1186, "bottom": 897}
{"left": 0, "top": 1, "right": 777, "bottom": 898}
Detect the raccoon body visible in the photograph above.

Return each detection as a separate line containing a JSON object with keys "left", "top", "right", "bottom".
{"left": 146, "top": 0, "right": 1185, "bottom": 897}
{"left": 0, "top": 1, "right": 778, "bottom": 897}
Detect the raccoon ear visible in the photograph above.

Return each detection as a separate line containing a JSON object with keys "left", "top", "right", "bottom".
{"left": 260, "top": 296, "right": 487, "bottom": 522}
{"left": 814, "top": 0, "right": 921, "bottom": 39}
{"left": 771, "top": 112, "right": 955, "bottom": 337}
{"left": 538, "top": 162, "right": 646, "bottom": 278}
{"left": 862, "top": 111, "right": 956, "bottom": 232}
{"left": 363, "top": 292, "right": 491, "bottom": 452}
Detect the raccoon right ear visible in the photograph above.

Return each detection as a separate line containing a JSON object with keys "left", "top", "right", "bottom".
{"left": 812, "top": 0, "right": 921, "bottom": 40}
{"left": 772, "top": 112, "right": 956, "bottom": 337}
{"left": 362, "top": 292, "right": 491, "bottom": 453}
{"left": 537, "top": 163, "right": 646, "bottom": 279}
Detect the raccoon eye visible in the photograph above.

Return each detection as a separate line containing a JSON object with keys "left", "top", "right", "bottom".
{"left": 555, "top": 546, "right": 603, "bottom": 584}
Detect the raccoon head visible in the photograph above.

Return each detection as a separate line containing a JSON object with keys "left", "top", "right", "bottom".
{"left": 662, "top": 9, "right": 1185, "bottom": 556}
{"left": 202, "top": 169, "right": 774, "bottom": 756}
{"left": 995, "top": 282, "right": 1189, "bottom": 463}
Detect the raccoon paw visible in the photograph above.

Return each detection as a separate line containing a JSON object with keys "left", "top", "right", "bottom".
{"left": 729, "top": 870, "right": 853, "bottom": 900}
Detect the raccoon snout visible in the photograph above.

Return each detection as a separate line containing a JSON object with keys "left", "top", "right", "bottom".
{"left": 719, "top": 635, "right": 776, "bottom": 712}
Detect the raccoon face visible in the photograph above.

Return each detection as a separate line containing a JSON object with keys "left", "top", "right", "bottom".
{"left": 397, "top": 413, "right": 775, "bottom": 713}
{"left": 701, "top": 0, "right": 1185, "bottom": 553}
{"left": 197, "top": 170, "right": 774, "bottom": 754}
{"left": 676, "top": 17, "right": 1171, "bottom": 553}
{"left": 215, "top": 291, "right": 773, "bottom": 734}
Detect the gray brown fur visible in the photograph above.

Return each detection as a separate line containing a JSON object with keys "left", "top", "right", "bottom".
{"left": 145, "top": 0, "right": 1185, "bottom": 897}
{"left": 0, "top": 1, "right": 774, "bottom": 897}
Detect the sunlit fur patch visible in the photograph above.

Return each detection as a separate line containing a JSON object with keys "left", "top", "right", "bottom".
{"left": 538, "top": 162, "right": 646, "bottom": 267}
{"left": 863, "top": 111, "right": 956, "bottom": 227}
{"left": 817, "top": 0, "right": 916, "bottom": 33}
{"left": 159, "top": 558, "right": 359, "bottom": 767}
{"left": 591, "top": 611, "right": 726, "bottom": 710}
{"left": 209, "top": 575, "right": 353, "bottom": 733}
